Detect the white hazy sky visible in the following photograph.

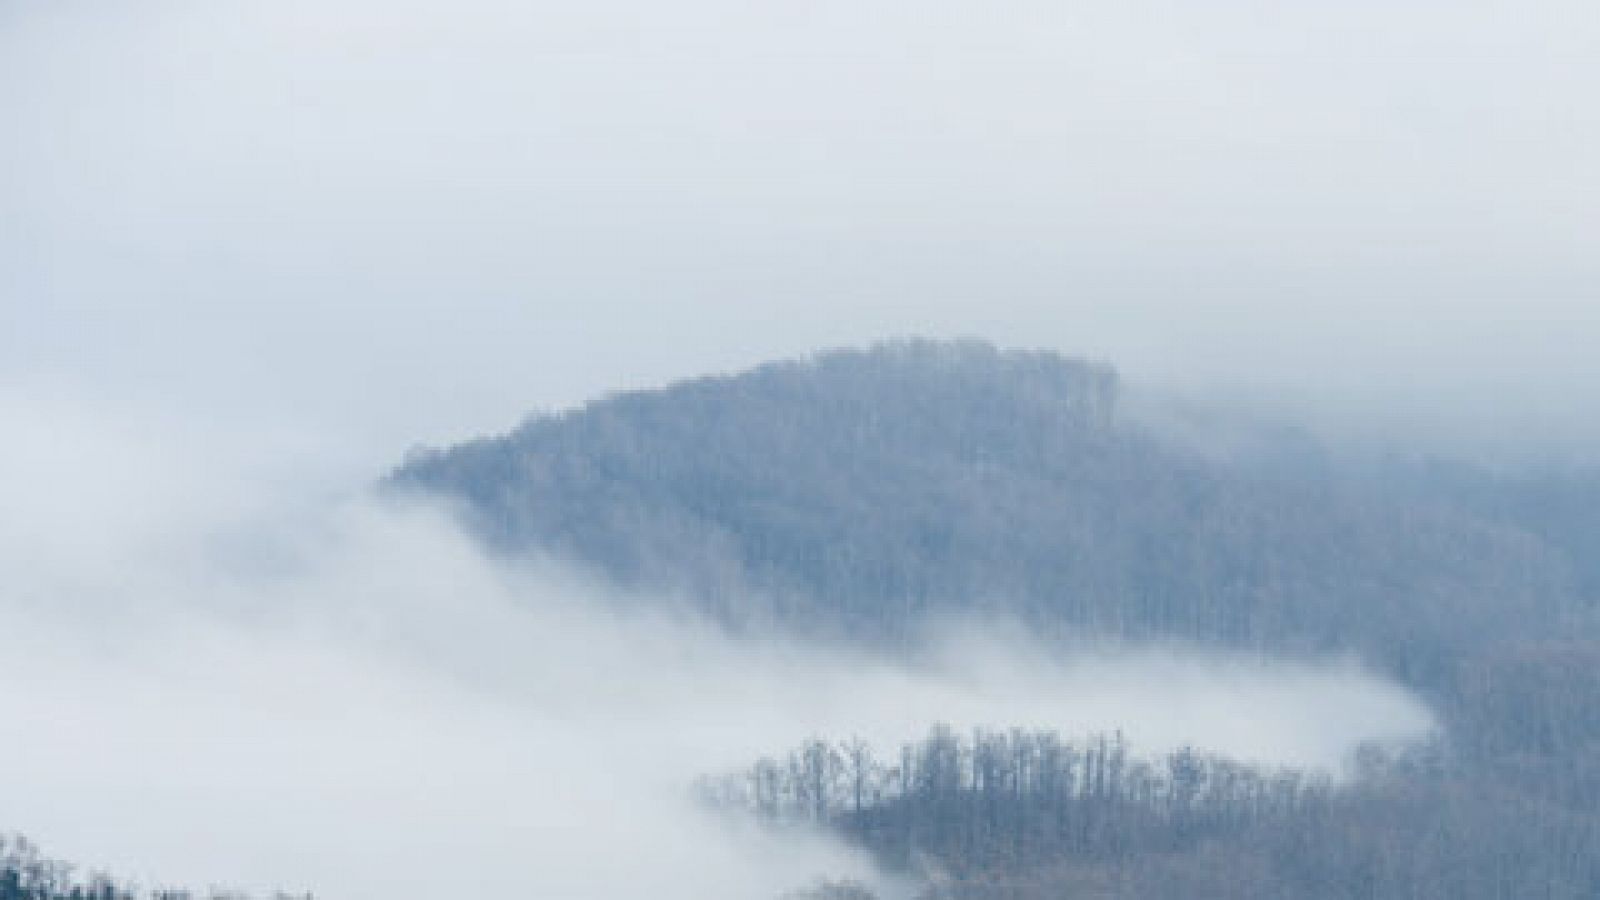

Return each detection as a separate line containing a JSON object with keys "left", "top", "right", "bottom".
{"left": 3, "top": 0, "right": 1597, "bottom": 463}
{"left": 2, "top": 7, "right": 1526, "bottom": 893}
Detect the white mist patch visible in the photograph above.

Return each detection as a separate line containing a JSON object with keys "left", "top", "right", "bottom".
{"left": 0, "top": 394, "right": 1434, "bottom": 898}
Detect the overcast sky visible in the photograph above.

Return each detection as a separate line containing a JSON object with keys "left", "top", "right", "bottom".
{"left": 1, "top": 5, "right": 1566, "bottom": 891}
{"left": 4, "top": 0, "right": 1597, "bottom": 464}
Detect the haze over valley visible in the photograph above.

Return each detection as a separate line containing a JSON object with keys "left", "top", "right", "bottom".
{"left": 4, "top": 1, "right": 1598, "bottom": 897}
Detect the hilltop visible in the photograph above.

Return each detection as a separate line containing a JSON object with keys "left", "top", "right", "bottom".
{"left": 389, "top": 340, "right": 1582, "bottom": 685}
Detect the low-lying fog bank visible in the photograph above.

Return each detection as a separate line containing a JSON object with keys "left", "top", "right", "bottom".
{"left": 0, "top": 395, "right": 1433, "bottom": 898}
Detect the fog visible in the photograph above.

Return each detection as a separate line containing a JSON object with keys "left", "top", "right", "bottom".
{"left": 0, "top": 1, "right": 1583, "bottom": 894}
{"left": 0, "top": 388, "right": 1433, "bottom": 897}
{"left": 4, "top": 0, "right": 1598, "bottom": 461}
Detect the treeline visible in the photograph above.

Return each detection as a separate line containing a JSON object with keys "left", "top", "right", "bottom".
{"left": 0, "top": 836, "right": 308, "bottom": 900}
{"left": 714, "top": 728, "right": 1600, "bottom": 899}
{"left": 703, "top": 728, "right": 1333, "bottom": 878}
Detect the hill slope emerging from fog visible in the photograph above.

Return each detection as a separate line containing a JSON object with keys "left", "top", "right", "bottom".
{"left": 389, "top": 341, "right": 1600, "bottom": 896}
{"left": 387, "top": 340, "right": 1600, "bottom": 897}
{"left": 389, "top": 340, "right": 1582, "bottom": 683}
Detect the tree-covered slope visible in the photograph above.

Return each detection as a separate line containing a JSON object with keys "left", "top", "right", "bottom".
{"left": 725, "top": 727, "right": 1600, "bottom": 900}
{"left": 388, "top": 340, "right": 1585, "bottom": 684}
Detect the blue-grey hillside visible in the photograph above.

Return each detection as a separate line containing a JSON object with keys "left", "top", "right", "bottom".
{"left": 389, "top": 341, "right": 1600, "bottom": 898}
{"left": 388, "top": 340, "right": 1583, "bottom": 685}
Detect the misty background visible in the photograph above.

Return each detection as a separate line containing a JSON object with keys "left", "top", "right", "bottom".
{"left": 3, "top": 0, "right": 1597, "bottom": 465}
{"left": 1, "top": 1, "right": 1597, "bottom": 897}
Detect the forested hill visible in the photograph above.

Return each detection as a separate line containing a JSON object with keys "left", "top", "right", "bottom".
{"left": 387, "top": 340, "right": 1591, "bottom": 686}
{"left": 391, "top": 340, "right": 1600, "bottom": 896}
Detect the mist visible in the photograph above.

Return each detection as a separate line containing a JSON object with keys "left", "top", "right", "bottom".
{"left": 3, "top": 1, "right": 1590, "bottom": 895}
{"left": 4, "top": 0, "right": 1598, "bottom": 459}
{"left": 0, "top": 388, "right": 1433, "bottom": 898}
